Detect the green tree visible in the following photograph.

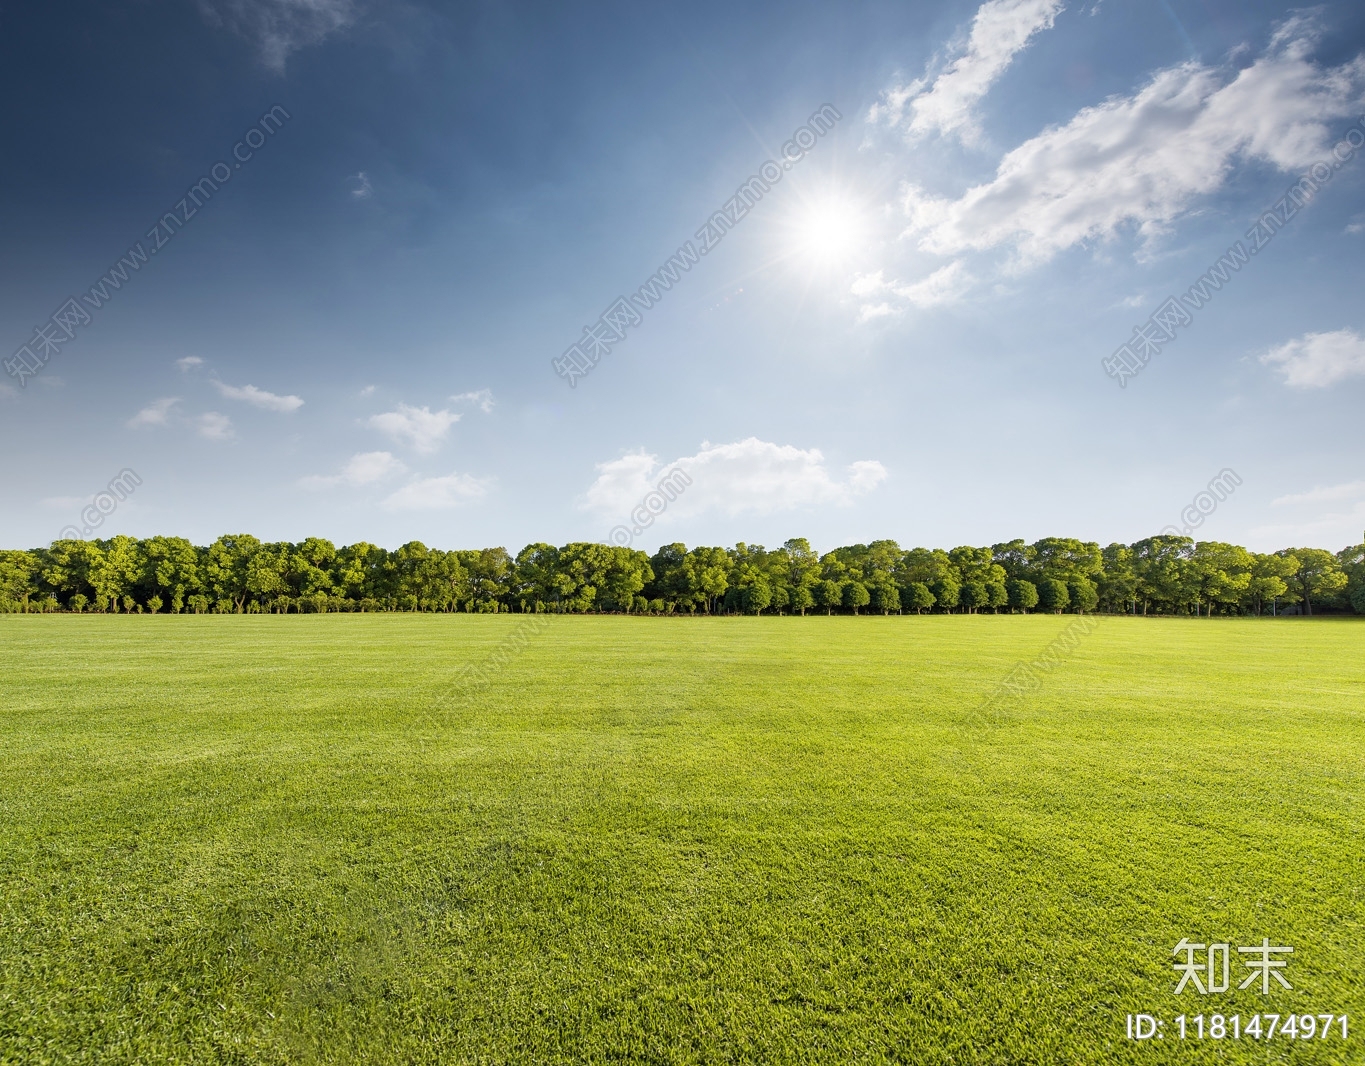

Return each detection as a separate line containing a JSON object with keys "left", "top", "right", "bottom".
{"left": 816, "top": 579, "right": 843, "bottom": 616}
{"left": 0, "top": 550, "right": 38, "bottom": 611}
{"left": 91, "top": 536, "right": 146, "bottom": 613}
{"left": 140, "top": 536, "right": 201, "bottom": 608}
{"left": 990, "top": 539, "right": 1035, "bottom": 581}
{"left": 931, "top": 576, "right": 960, "bottom": 613}
{"left": 207, "top": 534, "right": 262, "bottom": 613}
{"left": 1098, "top": 543, "right": 1137, "bottom": 614}
{"left": 1067, "top": 578, "right": 1099, "bottom": 614}
{"left": 949, "top": 546, "right": 1005, "bottom": 592}
{"left": 842, "top": 581, "right": 870, "bottom": 615}
{"left": 603, "top": 547, "right": 653, "bottom": 612}
{"left": 1132, "top": 536, "right": 1193, "bottom": 615}
{"left": 1277, "top": 548, "right": 1346, "bottom": 615}
{"left": 1245, "top": 553, "right": 1298, "bottom": 615}
{"left": 1006, "top": 578, "right": 1038, "bottom": 612}
{"left": 516, "top": 543, "right": 566, "bottom": 610}
{"left": 682, "top": 546, "right": 732, "bottom": 614}
{"left": 1031, "top": 537, "right": 1103, "bottom": 587}
{"left": 741, "top": 578, "right": 772, "bottom": 615}
{"left": 37, "top": 540, "right": 103, "bottom": 606}
{"left": 1185, "top": 542, "right": 1251, "bottom": 616}
{"left": 870, "top": 580, "right": 900, "bottom": 615}
{"left": 1341, "top": 544, "right": 1365, "bottom": 616}
{"left": 904, "top": 582, "right": 935, "bottom": 614}
{"left": 1038, "top": 578, "right": 1070, "bottom": 613}
{"left": 959, "top": 581, "right": 988, "bottom": 614}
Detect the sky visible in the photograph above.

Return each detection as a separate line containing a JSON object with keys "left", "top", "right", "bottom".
{"left": 2, "top": 0, "right": 1363, "bottom": 556}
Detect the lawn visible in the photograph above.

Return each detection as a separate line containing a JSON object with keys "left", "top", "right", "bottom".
{"left": 1, "top": 614, "right": 1362, "bottom": 1064}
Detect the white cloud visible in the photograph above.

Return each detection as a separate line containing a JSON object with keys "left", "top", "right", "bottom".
{"left": 127, "top": 397, "right": 181, "bottom": 428}
{"left": 350, "top": 171, "right": 373, "bottom": 199}
{"left": 871, "top": 0, "right": 1064, "bottom": 143}
{"left": 367, "top": 403, "right": 460, "bottom": 453}
{"left": 39, "top": 495, "right": 88, "bottom": 509}
{"left": 300, "top": 451, "right": 406, "bottom": 489}
{"left": 195, "top": 0, "right": 359, "bottom": 73}
{"left": 212, "top": 379, "right": 304, "bottom": 412}
{"left": 451, "top": 388, "right": 495, "bottom": 414}
{"left": 852, "top": 261, "right": 974, "bottom": 318}
{"left": 358, "top": 384, "right": 376, "bottom": 397}
{"left": 382, "top": 472, "right": 490, "bottom": 510}
{"left": 583, "top": 438, "right": 887, "bottom": 521}
{"left": 176, "top": 356, "right": 204, "bottom": 371}
{"left": 196, "top": 412, "right": 234, "bottom": 440}
{"left": 1272, "top": 481, "right": 1365, "bottom": 507}
{"left": 0, "top": 383, "right": 16, "bottom": 399}
{"left": 901, "top": 24, "right": 1365, "bottom": 266}
{"left": 1249, "top": 499, "right": 1365, "bottom": 550}
{"left": 1261, "top": 328, "right": 1365, "bottom": 388}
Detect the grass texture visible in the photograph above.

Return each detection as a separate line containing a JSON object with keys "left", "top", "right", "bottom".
{"left": 1, "top": 614, "right": 1362, "bottom": 1064}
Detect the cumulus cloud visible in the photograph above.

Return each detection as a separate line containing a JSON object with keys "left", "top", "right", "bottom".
{"left": 196, "top": 0, "right": 360, "bottom": 72}
{"left": 350, "top": 171, "right": 373, "bottom": 199}
{"left": 900, "top": 23, "right": 1365, "bottom": 267}
{"left": 211, "top": 379, "right": 304, "bottom": 412}
{"left": 583, "top": 438, "right": 887, "bottom": 521}
{"left": 1249, "top": 499, "right": 1365, "bottom": 550}
{"left": 852, "top": 261, "right": 974, "bottom": 319}
{"left": 382, "top": 472, "right": 490, "bottom": 510}
{"left": 300, "top": 451, "right": 406, "bottom": 489}
{"left": 176, "top": 356, "right": 204, "bottom": 371}
{"left": 870, "top": 0, "right": 1064, "bottom": 143}
{"left": 1261, "top": 328, "right": 1365, "bottom": 388}
{"left": 451, "top": 388, "right": 495, "bottom": 414}
{"left": 196, "top": 412, "right": 234, "bottom": 440}
{"left": 1272, "top": 481, "right": 1365, "bottom": 507}
{"left": 367, "top": 403, "right": 460, "bottom": 453}
{"left": 1254, "top": 475, "right": 1365, "bottom": 548}
{"left": 127, "top": 397, "right": 181, "bottom": 428}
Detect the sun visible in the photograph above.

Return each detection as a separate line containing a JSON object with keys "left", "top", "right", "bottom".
{"left": 791, "top": 198, "right": 865, "bottom": 265}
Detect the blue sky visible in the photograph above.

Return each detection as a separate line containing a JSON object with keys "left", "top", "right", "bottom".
{"left": 2, "top": 0, "right": 1363, "bottom": 554}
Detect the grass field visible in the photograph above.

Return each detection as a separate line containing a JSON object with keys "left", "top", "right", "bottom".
{"left": 1, "top": 615, "right": 1362, "bottom": 1064}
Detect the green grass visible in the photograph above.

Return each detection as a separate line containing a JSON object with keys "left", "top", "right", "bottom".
{"left": 1, "top": 615, "right": 1362, "bottom": 1065}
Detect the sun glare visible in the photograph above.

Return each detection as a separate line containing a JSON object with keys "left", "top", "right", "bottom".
{"left": 792, "top": 198, "right": 865, "bottom": 264}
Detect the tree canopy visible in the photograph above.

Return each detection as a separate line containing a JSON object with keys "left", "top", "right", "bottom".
{"left": 1, "top": 534, "right": 1361, "bottom": 617}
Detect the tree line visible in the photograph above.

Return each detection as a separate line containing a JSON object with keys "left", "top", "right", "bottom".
{"left": 2, "top": 534, "right": 1362, "bottom": 617}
